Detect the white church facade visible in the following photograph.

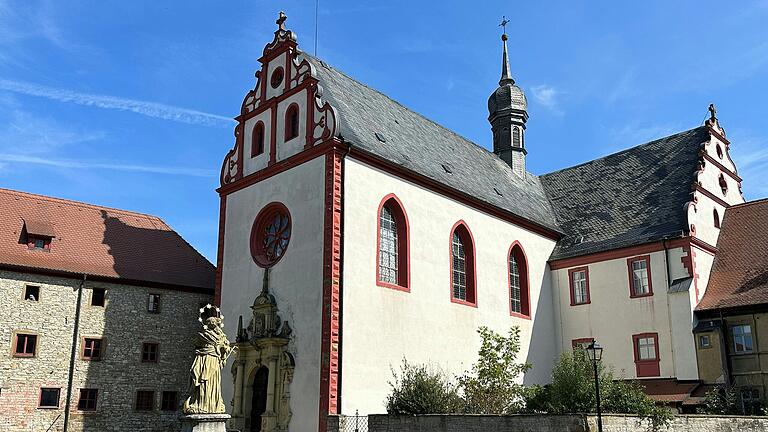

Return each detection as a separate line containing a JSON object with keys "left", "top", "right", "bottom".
{"left": 216, "top": 14, "right": 745, "bottom": 432}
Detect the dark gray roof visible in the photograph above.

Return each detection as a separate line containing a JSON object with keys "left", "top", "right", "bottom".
{"left": 303, "top": 54, "right": 559, "bottom": 233}
{"left": 540, "top": 126, "right": 710, "bottom": 260}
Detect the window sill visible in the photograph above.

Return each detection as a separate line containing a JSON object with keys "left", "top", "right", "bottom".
{"left": 509, "top": 311, "right": 531, "bottom": 320}
{"left": 450, "top": 297, "right": 477, "bottom": 308}
{"left": 37, "top": 406, "right": 60, "bottom": 410}
{"left": 570, "top": 300, "right": 591, "bottom": 306}
{"left": 630, "top": 293, "right": 654, "bottom": 299}
{"left": 376, "top": 281, "right": 410, "bottom": 293}
{"left": 12, "top": 354, "right": 36, "bottom": 358}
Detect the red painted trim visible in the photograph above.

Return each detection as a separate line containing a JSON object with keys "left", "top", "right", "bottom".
{"left": 375, "top": 194, "right": 411, "bottom": 292}
{"left": 632, "top": 332, "right": 661, "bottom": 377}
{"left": 568, "top": 266, "right": 591, "bottom": 306}
{"left": 305, "top": 81, "right": 315, "bottom": 149}
{"left": 319, "top": 149, "right": 343, "bottom": 431}
{"left": 284, "top": 103, "right": 300, "bottom": 143}
{"left": 571, "top": 337, "right": 595, "bottom": 349}
{"left": 508, "top": 241, "right": 530, "bottom": 319}
{"left": 214, "top": 195, "right": 226, "bottom": 306}
{"left": 702, "top": 153, "right": 741, "bottom": 182}
{"left": 627, "top": 255, "right": 653, "bottom": 298}
{"left": 707, "top": 125, "right": 730, "bottom": 146}
{"left": 236, "top": 78, "right": 315, "bottom": 123}
{"left": 251, "top": 121, "right": 265, "bottom": 157}
{"left": 690, "top": 237, "right": 717, "bottom": 255}
{"left": 695, "top": 184, "right": 731, "bottom": 209}
{"left": 449, "top": 220, "right": 477, "bottom": 307}
{"left": 348, "top": 147, "right": 561, "bottom": 240}
{"left": 249, "top": 202, "right": 292, "bottom": 268}
{"left": 269, "top": 104, "right": 278, "bottom": 165}
{"left": 549, "top": 238, "right": 690, "bottom": 270}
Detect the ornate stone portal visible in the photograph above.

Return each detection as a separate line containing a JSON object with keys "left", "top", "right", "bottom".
{"left": 229, "top": 270, "right": 295, "bottom": 432}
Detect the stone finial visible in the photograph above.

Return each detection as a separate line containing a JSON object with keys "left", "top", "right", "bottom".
{"left": 276, "top": 11, "right": 287, "bottom": 31}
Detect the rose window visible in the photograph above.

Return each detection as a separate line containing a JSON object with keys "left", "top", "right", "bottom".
{"left": 251, "top": 203, "right": 291, "bottom": 267}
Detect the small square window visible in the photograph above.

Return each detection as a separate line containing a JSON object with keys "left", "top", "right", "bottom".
{"left": 77, "top": 388, "right": 98, "bottom": 411}
{"left": 148, "top": 294, "right": 160, "bottom": 314}
{"left": 135, "top": 390, "right": 154, "bottom": 411}
{"left": 160, "top": 391, "right": 178, "bottom": 411}
{"left": 14, "top": 333, "right": 37, "bottom": 357}
{"left": 142, "top": 343, "right": 159, "bottom": 363}
{"left": 83, "top": 338, "right": 103, "bottom": 360}
{"left": 24, "top": 285, "right": 40, "bottom": 301}
{"left": 699, "top": 335, "right": 712, "bottom": 349}
{"left": 28, "top": 236, "right": 51, "bottom": 250}
{"left": 732, "top": 325, "right": 754, "bottom": 353}
{"left": 91, "top": 288, "right": 106, "bottom": 307}
{"left": 39, "top": 388, "right": 60, "bottom": 408}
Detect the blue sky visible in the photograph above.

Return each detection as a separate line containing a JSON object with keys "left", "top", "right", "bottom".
{"left": 1, "top": 1, "right": 766, "bottom": 262}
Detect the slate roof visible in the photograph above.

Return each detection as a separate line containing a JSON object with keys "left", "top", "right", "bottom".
{"left": 0, "top": 188, "right": 215, "bottom": 291}
{"left": 697, "top": 199, "right": 768, "bottom": 311}
{"left": 303, "top": 54, "right": 560, "bottom": 233}
{"left": 540, "top": 127, "right": 710, "bottom": 260}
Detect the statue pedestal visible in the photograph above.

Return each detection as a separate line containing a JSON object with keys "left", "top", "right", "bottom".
{"left": 181, "top": 413, "right": 231, "bottom": 432}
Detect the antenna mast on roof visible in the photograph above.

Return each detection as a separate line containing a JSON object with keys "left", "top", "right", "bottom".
{"left": 314, "top": 0, "right": 319, "bottom": 55}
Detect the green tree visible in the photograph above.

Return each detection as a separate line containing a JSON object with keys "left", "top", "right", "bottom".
{"left": 702, "top": 384, "right": 743, "bottom": 415}
{"left": 458, "top": 326, "right": 532, "bottom": 414}
{"left": 385, "top": 359, "right": 463, "bottom": 415}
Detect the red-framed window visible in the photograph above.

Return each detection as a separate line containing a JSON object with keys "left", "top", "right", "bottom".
{"left": 77, "top": 388, "right": 98, "bottom": 411}
{"left": 713, "top": 209, "right": 721, "bottom": 228}
{"left": 141, "top": 342, "right": 159, "bottom": 363}
{"left": 568, "top": 266, "right": 590, "bottom": 305}
{"left": 450, "top": 221, "right": 476, "bottom": 307}
{"left": 508, "top": 242, "right": 530, "bottom": 318}
{"left": 251, "top": 121, "right": 265, "bottom": 157}
{"left": 27, "top": 235, "right": 51, "bottom": 251}
{"left": 250, "top": 202, "right": 292, "bottom": 268}
{"left": 633, "top": 332, "right": 660, "bottom": 377}
{"left": 39, "top": 388, "right": 60, "bottom": 408}
{"left": 13, "top": 333, "right": 37, "bottom": 357}
{"left": 284, "top": 104, "right": 299, "bottom": 141}
{"left": 82, "top": 338, "right": 103, "bottom": 361}
{"left": 160, "top": 391, "right": 179, "bottom": 411}
{"left": 627, "top": 255, "right": 653, "bottom": 298}
{"left": 135, "top": 390, "right": 154, "bottom": 411}
{"left": 572, "top": 337, "right": 595, "bottom": 350}
{"left": 376, "top": 194, "right": 410, "bottom": 292}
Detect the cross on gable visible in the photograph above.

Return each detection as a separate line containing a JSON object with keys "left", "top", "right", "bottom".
{"left": 276, "top": 11, "right": 287, "bottom": 31}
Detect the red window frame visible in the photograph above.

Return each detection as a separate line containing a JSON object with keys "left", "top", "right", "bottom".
{"left": 135, "top": 390, "right": 155, "bottom": 411}
{"left": 38, "top": 387, "right": 61, "bottom": 408}
{"left": 250, "top": 202, "right": 292, "bottom": 268}
{"left": 627, "top": 255, "right": 653, "bottom": 298}
{"left": 251, "top": 121, "right": 265, "bottom": 157}
{"left": 632, "top": 332, "right": 660, "bottom": 377}
{"left": 508, "top": 241, "right": 530, "bottom": 319}
{"left": 141, "top": 342, "right": 159, "bottom": 363}
{"left": 13, "top": 333, "right": 37, "bottom": 357}
{"left": 449, "top": 221, "right": 477, "bottom": 307}
{"left": 375, "top": 194, "right": 410, "bottom": 292}
{"left": 284, "top": 103, "right": 299, "bottom": 141}
{"left": 82, "top": 338, "right": 103, "bottom": 361}
{"left": 571, "top": 337, "right": 595, "bottom": 350}
{"left": 77, "top": 388, "right": 98, "bottom": 411}
{"left": 568, "top": 266, "right": 591, "bottom": 306}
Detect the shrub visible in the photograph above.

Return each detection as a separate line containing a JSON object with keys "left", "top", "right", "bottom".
{"left": 385, "top": 359, "right": 463, "bottom": 415}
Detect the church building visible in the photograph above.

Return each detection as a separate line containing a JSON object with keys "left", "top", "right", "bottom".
{"left": 216, "top": 13, "right": 745, "bottom": 431}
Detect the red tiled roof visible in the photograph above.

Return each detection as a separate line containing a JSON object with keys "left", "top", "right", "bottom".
{"left": 697, "top": 198, "right": 768, "bottom": 311}
{"left": 634, "top": 378, "right": 706, "bottom": 405}
{"left": 0, "top": 188, "right": 215, "bottom": 291}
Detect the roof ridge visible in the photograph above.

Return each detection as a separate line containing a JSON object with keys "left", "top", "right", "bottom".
{"left": 0, "top": 187, "right": 168, "bottom": 225}
{"left": 729, "top": 197, "right": 768, "bottom": 208}
{"left": 540, "top": 126, "right": 708, "bottom": 178}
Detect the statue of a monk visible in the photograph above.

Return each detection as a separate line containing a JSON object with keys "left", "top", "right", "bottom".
{"left": 183, "top": 316, "right": 236, "bottom": 414}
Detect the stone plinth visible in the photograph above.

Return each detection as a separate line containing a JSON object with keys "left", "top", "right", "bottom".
{"left": 181, "top": 413, "right": 231, "bottom": 432}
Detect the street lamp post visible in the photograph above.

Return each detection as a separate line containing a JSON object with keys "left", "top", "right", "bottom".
{"left": 586, "top": 341, "right": 604, "bottom": 432}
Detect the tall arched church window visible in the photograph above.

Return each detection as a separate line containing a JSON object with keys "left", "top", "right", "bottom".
{"left": 450, "top": 222, "right": 476, "bottom": 306}
{"left": 512, "top": 127, "right": 521, "bottom": 148}
{"left": 509, "top": 243, "right": 530, "bottom": 317}
{"left": 376, "top": 195, "right": 409, "bottom": 291}
{"left": 251, "top": 122, "right": 265, "bottom": 157}
{"left": 714, "top": 208, "right": 721, "bottom": 228}
{"left": 285, "top": 104, "right": 299, "bottom": 141}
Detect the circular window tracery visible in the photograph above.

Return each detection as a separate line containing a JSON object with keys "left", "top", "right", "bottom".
{"left": 270, "top": 67, "right": 284, "bottom": 89}
{"left": 250, "top": 203, "right": 291, "bottom": 267}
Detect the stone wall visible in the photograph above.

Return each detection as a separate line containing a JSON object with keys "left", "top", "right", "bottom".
{"left": 0, "top": 270, "right": 212, "bottom": 432}
{"left": 367, "top": 414, "right": 768, "bottom": 432}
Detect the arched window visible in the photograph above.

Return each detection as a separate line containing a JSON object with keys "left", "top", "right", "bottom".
{"left": 285, "top": 104, "right": 299, "bottom": 141}
{"left": 719, "top": 174, "right": 728, "bottom": 195}
{"left": 251, "top": 121, "right": 265, "bottom": 157}
{"left": 376, "top": 195, "right": 410, "bottom": 291}
{"left": 714, "top": 208, "right": 721, "bottom": 228}
{"left": 450, "top": 222, "right": 476, "bottom": 306}
{"left": 512, "top": 127, "right": 521, "bottom": 148}
{"left": 508, "top": 243, "right": 530, "bottom": 317}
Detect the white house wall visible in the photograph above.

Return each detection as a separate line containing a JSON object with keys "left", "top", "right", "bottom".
{"left": 219, "top": 156, "right": 326, "bottom": 432}
{"left": 339, "top": 157, "right": 557, "bottom": 416}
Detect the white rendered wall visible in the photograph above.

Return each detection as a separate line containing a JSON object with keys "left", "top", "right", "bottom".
{"left": 340, "top": 158, "right": 557, "bottom": 416}
{"left": 219, "top": 156, "right": 326, "bottom": 431}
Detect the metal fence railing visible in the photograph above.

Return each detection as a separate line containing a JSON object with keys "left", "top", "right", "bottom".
{"left": 339, "top": 410, "right": 368, "bottom": 432}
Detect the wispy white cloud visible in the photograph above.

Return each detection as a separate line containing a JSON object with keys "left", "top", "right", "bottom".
{"left": 0, "top": 78, "right": 235, "bottom": 127}
{"left": 530, "top": 84, "right": 563, "bottom": 114}
{"left": 0, "top": 153, "right": 216, "bottom": 178}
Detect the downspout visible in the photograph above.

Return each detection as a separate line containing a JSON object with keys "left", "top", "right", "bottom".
{"left": 662, "top": 238, "right": 678, "bottom": 377}
{"left": 63, "top": 274, "right": 86, "bottom": 432}
{"left": 719, "top": 309, "right": 731, "bottom": 386}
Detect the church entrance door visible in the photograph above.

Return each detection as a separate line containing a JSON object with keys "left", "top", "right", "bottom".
{"left": 250, "top": 366, "right": 269, "bottom": 432}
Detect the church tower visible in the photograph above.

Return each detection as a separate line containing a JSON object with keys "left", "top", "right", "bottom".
{"left": 488, "top": 24, "right": 528, "bottom": 176}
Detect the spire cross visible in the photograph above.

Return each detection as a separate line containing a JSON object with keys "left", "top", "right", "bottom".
{"left": 499, "top": 16, "right": 510, "bottom": 39}
{"left": 276, "top": 11, "right": 287, "bottom": 31}
{"left": 708, "top": 103, "right": 717, "bottom": 121}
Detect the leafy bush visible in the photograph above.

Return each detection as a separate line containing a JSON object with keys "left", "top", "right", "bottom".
{"left": 702, "top": 384, "right": 765, "bottom": 415}
{"left": 385, "top": 359, "right": 463, "bottom": 415}
{"left": 458, "top": 326, "right": 532, "bottom": 414}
